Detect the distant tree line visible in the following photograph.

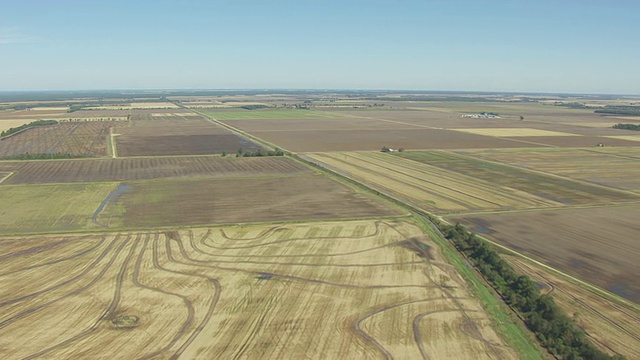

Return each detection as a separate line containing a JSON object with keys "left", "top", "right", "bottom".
{"left": 0, "top": 120, "right": 58, "bottom": 137}
{"left": 553, "top": 102, "right": 590, "bottom": 109}
{"left": 612, "top": 123, "right": 640, "bottom": 131}
{"left": 595, "top": 106, "right": 640, "bottom": 116}
{"left": 239, "top": 104, "right": 270, "bottom": 110}
{"left": 0, "top": 152, "right": 91, "bottom": 160}
{"left": 235, "top": 148, "right": 285, "bottom": 157}
{"left": 441, "top": 223, "right": 624, "bottom": 360}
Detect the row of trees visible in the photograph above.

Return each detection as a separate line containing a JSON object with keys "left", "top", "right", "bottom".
{"left": 231, "top": 148, "right": 285, "bottom": 157}
{"left": 595, "top": 106, "right": 640, "bottom": 116}
{"left": 441, "top": 223, "right": 623, "bottom": 360}
{"left": 612, "top": 123, "right": 640, "bottom": 131}
{"left": 0, "top": 120, "right": 58, "bottom": 138}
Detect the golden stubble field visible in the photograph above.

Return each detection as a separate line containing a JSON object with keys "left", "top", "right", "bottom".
{"left": 0, "top": 220, "right": 518, "bottom": 359}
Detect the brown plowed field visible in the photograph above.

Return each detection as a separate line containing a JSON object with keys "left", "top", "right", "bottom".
{"left": 114, "top": 115, "right": 262, "bottom": 156}
{"left": 97, "top": 174, "right": 405, "bottom": 228}
{"left": 0, "top": 122, "right": 111, "bottom": 158}
{"left": 0, "top": 156, "right": 310, "bottom": 185}
{"left": 0, "top": 220, "right": 517, "bottom": 359}
{"left": 246, "top": 129, "right": 539, "bottom": 152}
{"left": 448, "top": 205, "right": 640, "bottom": 303}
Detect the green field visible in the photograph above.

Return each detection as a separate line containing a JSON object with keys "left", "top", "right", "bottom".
{"left": 0, "top": 182, "right": 117, "bottom": 234}
{"left": 202, "top": 109, "right": 339, "bottom": 120}
{"left": 396, "top": 150, "right": 635, "bottom": 205}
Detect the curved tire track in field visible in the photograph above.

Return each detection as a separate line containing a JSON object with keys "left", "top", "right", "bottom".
{"left": 412, "top": 309, "right": 479, "bottom": 360}
{"left": 130, "top": 234, "right": 196, "bottom": 359}
{"left": 352, "top": 298, "right": 469, "bottom": 360}
{"left": 217, "top": 221, "right": 382, "bottom": 241}
{"left": 386, "top": 222, "right": 503, "bottom": 358}
{"left": 203, "top": 222, "right": 382, "bottom": 251}
{"left": 157, "top": 232, "right": 221, "bottom": 359}
{"left": 22, "top": 235, "right": 138, "bottom": 360}
{"left": 0, "top": 235, "right": 90, "bottom": 262}
{"left": 0, "top": 235, "right": 121, "bottom": 310}
{"left": 190, "top": 228, "right": 422, "bottom": 267}
{"left": 179, "top": 230, "right": 428, "bottom": 290}
{"left": 0, "top": 235, "right": 107, "bottom": 277}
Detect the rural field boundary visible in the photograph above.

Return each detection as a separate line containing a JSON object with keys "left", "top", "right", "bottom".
{"left": 178, "top": 103, "right": 288, "bottom": 152}
{"left": 0, "top": 172, "right": 14, "bottom": 184}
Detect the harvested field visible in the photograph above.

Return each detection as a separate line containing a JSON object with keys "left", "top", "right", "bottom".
{"left": 114, "top": 114, "right": 262, "bottom": 156}
{"left": 395, "top": 151, "right": 635, "bottom": 205}
{"left": 305, "top": 152, "right": 634, "bottom": 213}
{"left": 452, "top": 128, "right": 579, "bottom": 137}
{"left": 0, "top": 183, "right": 117, "bottom": 234}
{"left": 454, "top": 148, "right": 640, "bottom": 193}
{"left": 511, "top": 135, "right": 639, "bottom": 147}
{"left": 505, "top": 255, "right": 640, "bottom": 359}
{"left": 449, "top": 205, "right": 640, "bottom": 303}
{"left": 0, "top": 156, "right": 309, "bottom": 184}
{"left": 605, "top": 135, "right": 640, "bottom": 142}
{"left": 244, "top": 129, "right": 538, "bottom": 152}
{"left": 97, "top": 174, "right": 404, "bottom": 229}
{"left": 203, "top": 109, "right": 339, "bottom": 120}
{"left": 86, "top": 102, "right": 179, "bottom": 110}
{"left": 0, "top": 122, "right": 111, "bottom": 158}
{"left": 0, "top": 220, "right": 518, "bottom": 359}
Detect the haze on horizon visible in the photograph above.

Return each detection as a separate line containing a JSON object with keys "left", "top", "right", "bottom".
{"left": 1, "top": 0, "right": 639, "bottom": 94}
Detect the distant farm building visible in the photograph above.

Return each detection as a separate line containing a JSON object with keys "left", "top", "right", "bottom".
{"left": 462, "top": 112, "right": 500, "bottom": 119}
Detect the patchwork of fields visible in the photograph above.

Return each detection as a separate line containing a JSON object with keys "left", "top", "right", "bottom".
{"left": 0, "top": 220, "right": 517, "bottom": 359}
{"left": 2, "top": 96, "right": 639, "bottom": 359}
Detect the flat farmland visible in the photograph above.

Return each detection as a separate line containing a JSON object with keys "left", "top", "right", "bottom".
{"left": 203, "top": 109, "right": 340, "bottom": 120}
{"left": 0, "top": 182, "right": 117, "bottom": 235}
{"left": 454, "top": 147, "right": 640, "bottom": 193}
{"left": 115, "top": 114, "right": 262, "bottom": 156}
{"left": 0, "top": 220, "right": 519, "bottom": 359}
{"left": 305, "top": 152, "right": 633, "bottom": 213}
{"left": 97, "top": 174, "right": 404, "bottom": 229}
{"left": 0, "top": 122, "right": 112, "bottom": 158}
{"left": 242, "top": 128, "right": 538, "bottom": 152}
{"left": 449, "top": 205, "right": 640, "bottom": 303}
{"left": 0, "top": 156, "right": 309, "bottom": 184}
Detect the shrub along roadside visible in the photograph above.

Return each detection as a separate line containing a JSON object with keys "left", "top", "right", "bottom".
{"left": 0, "top": 119, "right": 58, "bottom": 138}
{"left": 441, "top": 222, "right": 624, "bottom": 360}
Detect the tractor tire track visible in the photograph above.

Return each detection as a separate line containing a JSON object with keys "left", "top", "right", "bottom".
{"left": 0, "top": 235, "right": 107, "bottom": 277}
{"left": 0, "top": 234, "right": 121, "bottom": 309}
{"left": 22, "top": 235, "right": 137, "bottom": 359}
{"left": 156, "top": 233, "right": 221, "bottom": 359}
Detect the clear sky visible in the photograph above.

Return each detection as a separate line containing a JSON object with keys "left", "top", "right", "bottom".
{"left": 1, "top": 0, "right": 639, "bottom": 93}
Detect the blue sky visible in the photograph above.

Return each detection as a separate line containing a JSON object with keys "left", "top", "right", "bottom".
{"left": 1, "top": 0, "right": 639, "bottom": 93}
